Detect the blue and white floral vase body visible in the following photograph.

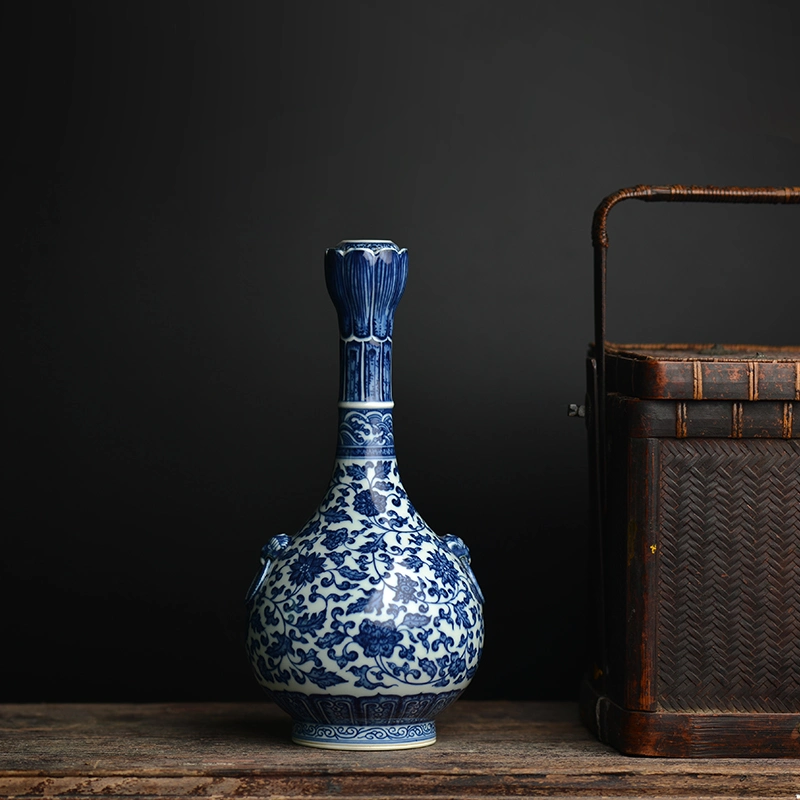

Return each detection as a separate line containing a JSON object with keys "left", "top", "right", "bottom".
{"left": 245, "top": 240, "right": 484, "bottom": 750}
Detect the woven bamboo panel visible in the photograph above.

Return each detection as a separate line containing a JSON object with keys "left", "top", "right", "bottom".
{"left": 656, "top": 439, "right": 800, "bottom": 714}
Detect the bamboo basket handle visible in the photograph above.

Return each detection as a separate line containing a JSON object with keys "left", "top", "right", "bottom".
{"left": 591, "top": 183, "right": 800, "bottom": 460}
{"left": 592, "top": 185, "right": 800, "bottom": 394}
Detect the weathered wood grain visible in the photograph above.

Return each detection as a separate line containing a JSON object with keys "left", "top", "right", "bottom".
{"left": 1, "top": 702, "right": 799, "bottom": 798}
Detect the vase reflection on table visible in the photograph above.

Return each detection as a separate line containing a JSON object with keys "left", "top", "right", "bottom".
{"left": 245, "top": 240, "right": 484, "bottom": 750}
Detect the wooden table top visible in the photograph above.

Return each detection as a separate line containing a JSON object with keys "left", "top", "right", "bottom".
{"left": 1, "top": 701, "right": 799, "bottom": 798}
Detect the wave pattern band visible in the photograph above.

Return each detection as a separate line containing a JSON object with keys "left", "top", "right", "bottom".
{"left": 337, "top": 408, "right": 395, "bottom": 458}
{"left": 292, "top": 721, "right": 436, "bottom": 750}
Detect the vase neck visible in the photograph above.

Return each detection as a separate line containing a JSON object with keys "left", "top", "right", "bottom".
{"left": 325, "top": 241, "right": 408, "bottom": 406}
{"left": 336, "top": 407, "right": 396, "bottom": 459}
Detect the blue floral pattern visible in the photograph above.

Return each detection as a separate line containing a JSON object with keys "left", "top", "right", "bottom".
{"left": 245, "top": 238, "right": 483, "bottom": 749}
{"left": 246, "top": 454, "right": 484, "bottom": 700}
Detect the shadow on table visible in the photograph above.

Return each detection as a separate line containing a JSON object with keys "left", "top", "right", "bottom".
{"left": 156, "top": 703, "right": 294, "bottom": 747}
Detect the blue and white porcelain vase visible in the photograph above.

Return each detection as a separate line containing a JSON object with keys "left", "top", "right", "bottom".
{"left": 245, "top": 240, "right": 484, "bottom": 750}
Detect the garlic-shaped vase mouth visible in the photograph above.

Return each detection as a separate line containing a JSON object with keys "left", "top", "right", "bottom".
{"left": 332, "top": 239, "right": 405, "bottom": 252}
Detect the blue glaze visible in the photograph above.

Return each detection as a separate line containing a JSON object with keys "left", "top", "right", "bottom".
{"left": 336, "top": 408, "right": 395, "bottom": 458}
{"left": 325, "top": 241, "right": 407, "bottom": 405}
{"left": 292, "top": 721, "right": 436, "bottom": 749}
{"left": 246, "top": 240, "right": 484, "bottom": 750}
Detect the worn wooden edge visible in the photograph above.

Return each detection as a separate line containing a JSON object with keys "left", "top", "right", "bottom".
{"left": 604, "top": 355, "right": 800, "bottom": 405}
{"left": 1, "top": 772, "right": 799, "bottom": 799}
{"left": 3, "top": 702, "right": 800, "bottom": 798}
{"left": 2, "top": 772, "right": 800, "bottom": 799}
{"left": 596, "top": 343, "right": 800, "bottom": 406}
{"left": 604, "top": 343, "right": 800, "bottom": 362}
{"left": 607, "top": 394, "right": 800, "bottom": 439}
{"left": 581, "top": 679, "right": 800, "bottom": 759}
{"left": 622, "top": 438, "right": 658, "bottom": 712}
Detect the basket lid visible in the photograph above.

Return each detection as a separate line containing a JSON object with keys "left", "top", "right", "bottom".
{"left": 598, "top": 343, "right": 800, "bottom": 400}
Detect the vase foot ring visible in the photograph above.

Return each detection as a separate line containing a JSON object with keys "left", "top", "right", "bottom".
{"left": 291, "top": 721, "right": 436, "bottom": 750}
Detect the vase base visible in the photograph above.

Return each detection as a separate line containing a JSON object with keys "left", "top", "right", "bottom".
{"left": 291, "top": 721, "right": 436, "bottom": 750}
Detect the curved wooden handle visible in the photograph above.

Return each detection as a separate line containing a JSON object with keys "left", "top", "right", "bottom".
{"left": 592, "top": 184, "right": 800, "bottom": 250}
{"left": 593, "top": 185, "right": 800, "bottom": 387}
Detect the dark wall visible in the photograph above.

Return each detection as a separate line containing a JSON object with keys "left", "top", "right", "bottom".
{"left": 5, "top": 0, "right": 799, "bottom": 702}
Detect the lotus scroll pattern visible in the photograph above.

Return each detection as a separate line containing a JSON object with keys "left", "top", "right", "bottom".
{"left": 246, "top": 458, "right": 484, "bottom": 698}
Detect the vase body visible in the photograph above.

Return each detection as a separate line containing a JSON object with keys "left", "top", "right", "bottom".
{"left": 245, "top": 240, "right": 484, "bottom": 750}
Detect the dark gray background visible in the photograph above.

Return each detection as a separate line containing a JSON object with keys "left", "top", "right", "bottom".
{"left": 5, "top": 0, "right": 799, "bottom": 702}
